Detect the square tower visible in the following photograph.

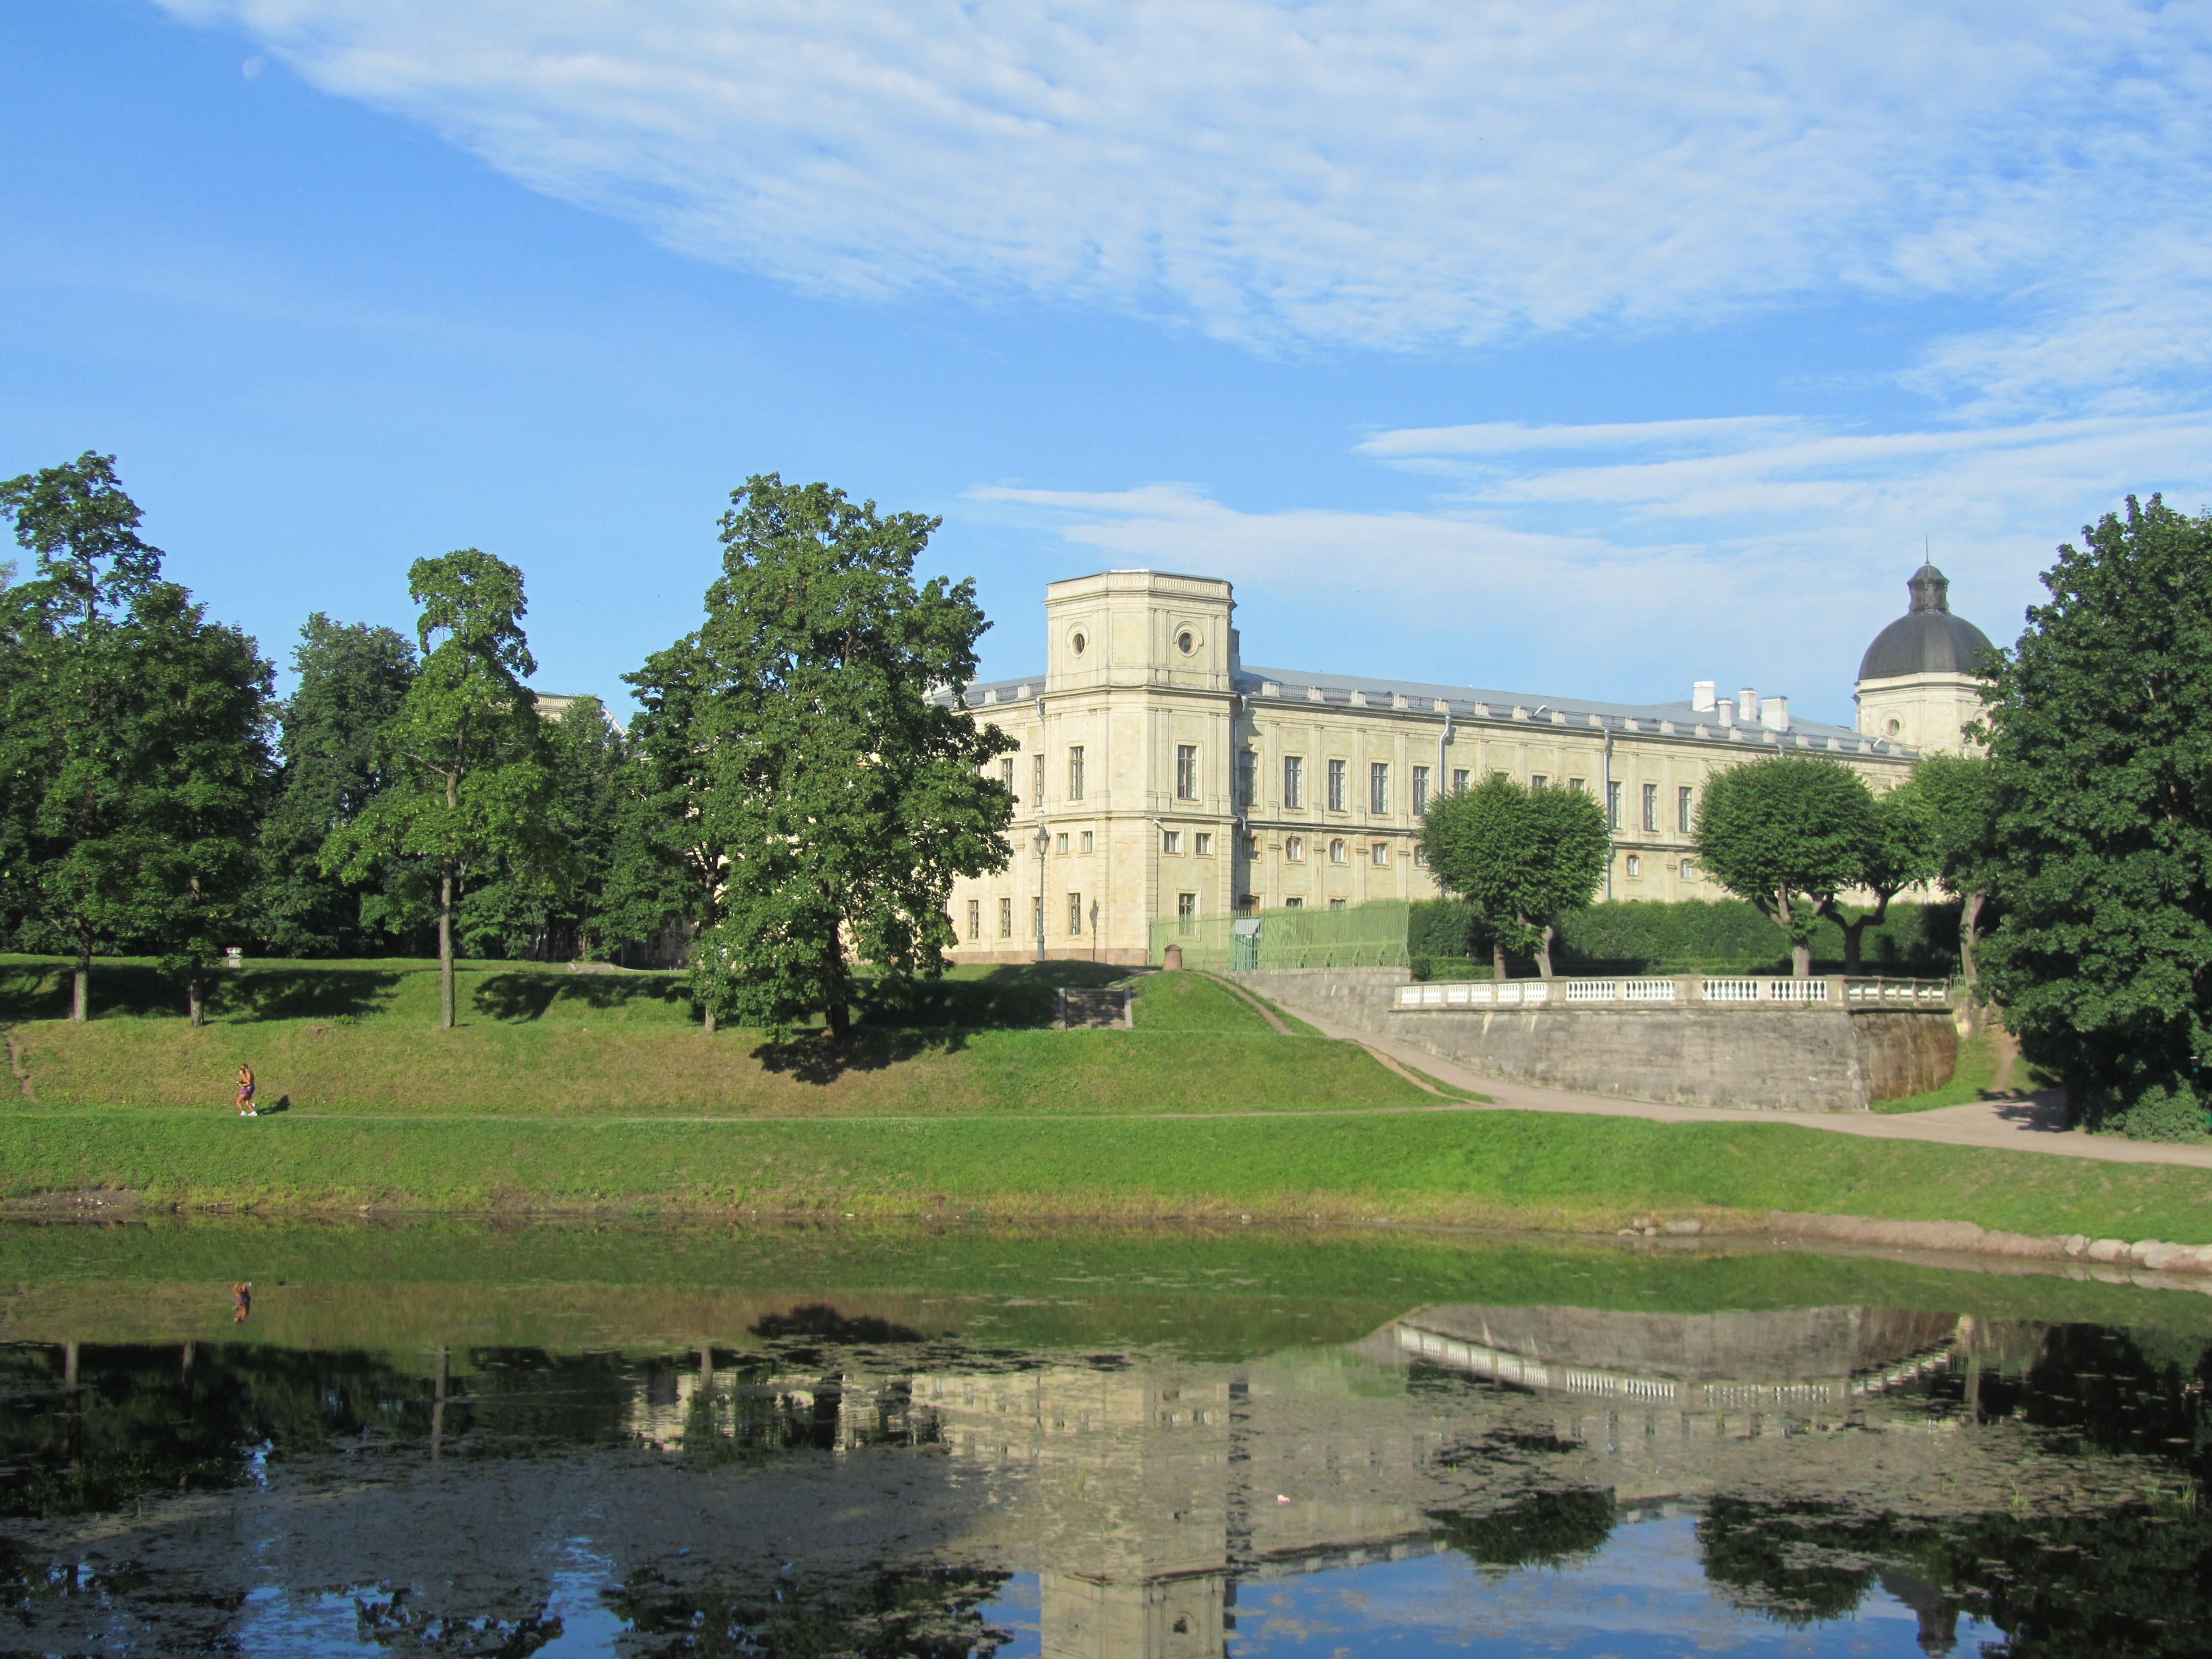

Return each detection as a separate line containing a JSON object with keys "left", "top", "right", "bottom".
{"left": 1044, "top": 570, "right": 1237, "bottom": 691}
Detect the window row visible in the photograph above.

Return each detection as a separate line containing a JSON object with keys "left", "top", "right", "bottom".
{"left": 962, "top": 894, "right": 1100, "bottom": 940}
{"left": 1280, "top": 836, "right": 1401, "bottom": 866}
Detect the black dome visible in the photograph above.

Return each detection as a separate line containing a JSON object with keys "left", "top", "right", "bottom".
{"left": 1857, "top": 563, "right": 1994, "bottom": 682}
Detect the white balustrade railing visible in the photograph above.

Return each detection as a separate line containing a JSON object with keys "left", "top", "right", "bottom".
{"left": 1392, "top": 974, "right": 1951, "bottom": 1011}
{"left": 1623, "top": 978, "right": 1677, "bottom": 1003}
{"left": 1565, "top": 980, "right": 1618, "bottom": 1002}
{"left": 1703, "top": 977, "right": 1761, "bottom": 1002}
{"left": 1766, "top": 978, "right": 1828, "bottom": 1003}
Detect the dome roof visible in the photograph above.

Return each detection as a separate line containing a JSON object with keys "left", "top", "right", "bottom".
{"left": 1857, "top": 563, "right": 1994, "bottom": 682}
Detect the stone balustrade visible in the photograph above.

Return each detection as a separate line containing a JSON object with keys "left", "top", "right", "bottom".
{"left": 1390, "top": 975, "right": 1953, "bottom": 1013}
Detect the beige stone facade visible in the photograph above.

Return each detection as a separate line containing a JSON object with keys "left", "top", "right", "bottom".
{"left": 942, "top": 569, "right": 1936, "bottom": 967}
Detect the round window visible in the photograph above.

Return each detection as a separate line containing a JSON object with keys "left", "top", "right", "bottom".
{"left": 1177, "top": 630, "right": 1195, "bottom": 654}
{"left": 1886, "top": 718, "right": 1901, "bottom": 736}
{"left": 1072, "top": 632, "right": 1086, "bottom": 655}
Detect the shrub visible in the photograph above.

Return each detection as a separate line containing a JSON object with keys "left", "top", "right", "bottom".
{"left": 2074, "top": 1078, "right": 2208, "bottom": 1143}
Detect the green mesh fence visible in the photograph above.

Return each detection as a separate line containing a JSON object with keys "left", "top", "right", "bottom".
{"left": 1147, "top": 899, "right": 1410, "bottom": 971}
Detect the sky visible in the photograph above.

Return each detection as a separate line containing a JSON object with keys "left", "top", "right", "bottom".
{"left": 4, "top": 1, "right": 2209, "bottom": 727}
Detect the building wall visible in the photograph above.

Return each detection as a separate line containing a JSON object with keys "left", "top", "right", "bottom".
{"left": 946, "top": 571, "right": 1918, "bottom": 966}
{"left": 1855, "top": 670, "right": 1987, "bottom": 756}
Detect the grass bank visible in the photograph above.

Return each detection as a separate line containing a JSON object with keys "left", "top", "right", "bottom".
{"left": 12, "top": 1108, "right": 2212, "bottom": 1245}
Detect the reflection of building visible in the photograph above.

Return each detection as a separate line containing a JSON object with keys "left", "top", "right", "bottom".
{"left": 622, "top": 1304, "right": 2087, "bottom": 1659}
{"left": 940, "top": 568, "right": 1980, "bottom": 963}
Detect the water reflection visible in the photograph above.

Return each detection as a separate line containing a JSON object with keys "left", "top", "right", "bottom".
{"left": 3, "top": 1294, "right": 2209, "bottom": 1654}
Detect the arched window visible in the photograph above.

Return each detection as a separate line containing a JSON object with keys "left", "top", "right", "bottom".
{"left": 1329, "top": 838, "right": 1347, "bottom": 864}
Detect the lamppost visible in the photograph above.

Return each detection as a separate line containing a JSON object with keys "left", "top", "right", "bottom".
{"left": 1034, "top": 822, "right": 1049, "bottom": 964}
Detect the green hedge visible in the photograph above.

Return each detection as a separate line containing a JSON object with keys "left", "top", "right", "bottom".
{"left": 1409, "top": 897, "right": 1962, "bottom": 978}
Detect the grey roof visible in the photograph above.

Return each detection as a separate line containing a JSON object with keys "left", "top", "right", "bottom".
{"left": 946, "top": 665, "right": 1916, "bottom": 758}
{"left": 1858, "top": 563, "right": 1994, "bottom": 682}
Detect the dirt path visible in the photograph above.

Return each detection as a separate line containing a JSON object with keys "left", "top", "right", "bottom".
{"left": 1281, "top": 1002, "right": 2212, "bottom": 1171}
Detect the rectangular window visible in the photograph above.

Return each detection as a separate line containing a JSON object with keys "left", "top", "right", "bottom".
{"left": 1283, "top": 755, "right": 1304, "bottom": 809}
{"left": 1068, "top": 892, "right": 1083, "bottom": 935}
{"left": 966, "top": 899, "right": 980, "bottom": 941}
{"left": 1625, "top": 853, "right": 1642, "bottom": 878}
{"left": 1001, "top": 757, "right": 1016, "bottom": 798}
{"left": 1068, "top": 745, "right": 1085, "bottom": 801}
{"left": 1285, "top": 835, "right": 1304, "bottom": 861}
{"left": 1642, "top": 783, "right": 1658, "bottom": 833}
{"left": 1452, "top": 768, "right": 1470, "bottom": 793}
{"left": 1606, "top": 781, "right": 1622, "bottom": 830}
{"left": 1371, "top": 841, "right": 1388, "bottom": 866}
{"left": 1681, "top": 858, "right": 1698, "bottom": 880}
{"left": 1370, "top": 762, "right": 1388, "bottom": 814}
{"left": 1080, "top": 830, "right": 1094, "bottom": 854}
{"left": 1328, "top": 759, "right": 1348, "bottom": 812}
{"left": 1162, "top": 830, "right": 1182, "bottom": 854}
{"left": 998, "top": 897, "right": 1012, "bottom": 938}
{"left": 1176, "top": 891, "right": 1197, "bottom": 932}
{"left": 1243, "top": 835, "right": 1258, "bottom": 858}
{"left": 1329, "top": 838, "right": 1347, "bottom": 864}
{"left": 1195, "top": 832, "right": 1213, "bottom": 855}
{"left": 1414, "top": 844, "right": 1428, "bottom": 867}
{"left": 1328, "top": 898, "right": 1347, "bottom": 911}
{"left": 1678, "top": 785, "right": 1694, "bottom": 833}
{"left": 1032, "top": 895, "right": 1043, "bottom": 937}
{"left": 1032, "top": 754, "right": 1045, "bottom": 806}
{"left": 1568, "top": 777, "right": 1586, "bottom": 794}
{"left": 1236, "top": 751, "right": 1256, "bottom": 810}
{"left": 1055, "top": 832, "right": 1070, "bottom": 855}
{"left": 1284, "top": 896, "right": 1304, "bottom": 908}
{"left": 1531, "top": 773, "right": 1547, "bottom": 790}
{"left": 1412, "top": 765, "right": 1430, "bottom": 814}
{"left": 1176, "top": 744, "right": 1198, "bottom": 800}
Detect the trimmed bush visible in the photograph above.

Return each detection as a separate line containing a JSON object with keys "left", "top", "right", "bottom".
{"left": 1409, "top": 897, "right": 1963, "bottom": 977}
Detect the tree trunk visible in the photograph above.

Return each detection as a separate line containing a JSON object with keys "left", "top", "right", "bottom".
{"left": 1534, "top": 921, "right": 1555, "bottom": 980}
{"left": 187, "top": 968, "right": 204, "bottom": 1029}
{"left": 1959, "top": 891, "right": 1985, "bottom": 983}
{"left": 826, "top": 1000, "right": 852, "bottom": 1042}
{"left": 1839, "top": 920, "right": 1864, "bottom": 976}
{"left": 73, "top": 924, "right": 90, "bottom": 1023}
{"left": 438, "top": 864, "right": 455, "bottom": 1030}
{"left": 1492, "top": 939, "right": 1508, "bottom": 981}
{"left": 1792, "top": 939, "right": 1812, "bottom": 976}
{"left": 703, "top": 1007, "right": 715, "bottom": 1035}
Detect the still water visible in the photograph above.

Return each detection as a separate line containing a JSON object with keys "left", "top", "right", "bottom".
{"left": 4, "top": 1221, "right": 2210, "bottom": 1656}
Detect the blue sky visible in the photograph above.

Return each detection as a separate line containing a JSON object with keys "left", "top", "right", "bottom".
{"left": 6, "top": 1, "right": 2209, "bottom": 726}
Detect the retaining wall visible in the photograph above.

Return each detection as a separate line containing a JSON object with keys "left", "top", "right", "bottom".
{"left": 1230, "top": 969, "right": 1957, "bottom": 1112}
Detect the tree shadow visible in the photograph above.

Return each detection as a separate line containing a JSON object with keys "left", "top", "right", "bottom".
{"left": 749, "top": 1028, "right": 960, "bottom": 1085}
{"left": 226, "top": 969, "right": 403, "bottom": 1022}
{"left": 471, "top": 973, "right": 694, "bottom": 1023}
{"left": 858, "top": 960, "right": 1129, "bottom": 1031}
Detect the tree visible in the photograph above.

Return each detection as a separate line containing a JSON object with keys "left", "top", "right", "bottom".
{"left": 258, "top": 614, "right": 421, "bottom": 956}
{"left": 1908, "top": 753, "right": 1997, "bottom": 983}
{"left": 1692, "top": 754, "right": 1877, "bottom": 976}
{"left": 1418, "top": 775, "right": 1608, "bottom": 979}
{"left": 690, "top": 474, "right": 1016, "bottom": 1039}
{"left": 0, "top": 454, "right": 175, "bottom": 1019}
{"left": 458, "top": 696, "right": 623, "bottom": 961}
{"left": 131, "top": 586, "right": 276, "bottom": 1024}
{"left": 603, "top": 636, "right": 722, "bottom": 980}
{"left": 1813, "top": 781, "right": 1937, "bottom": 976}
{"left": 322, "top": 550, "right": 558, "bottom": 1029}
{"left": 1979, "top": 496, "right": 2212, "bottom": 1139}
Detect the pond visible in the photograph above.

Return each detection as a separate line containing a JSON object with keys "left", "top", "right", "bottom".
{"left": 3, "top": 1219, "right": 2209, "bottom": 1656}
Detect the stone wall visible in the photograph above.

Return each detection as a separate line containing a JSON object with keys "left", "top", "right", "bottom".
{"left": 1230, "top": 969, "right": 1955, "bottom": 1113}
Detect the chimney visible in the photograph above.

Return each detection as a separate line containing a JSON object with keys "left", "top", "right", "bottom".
{"left": 1691, "top": 680, "right": 1716, "bottom": 712}
{"left": 1760, "top": 695, "right": 1790, "bottom": 732}
{"left": 1737, "top": 687, "right": 1758, "bottom": 724}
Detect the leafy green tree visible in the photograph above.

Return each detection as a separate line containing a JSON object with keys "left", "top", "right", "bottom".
{"left": 690, "top": 475, "right": 1016, "bottom": 1038}
{"left": 1908, "top": 752, "right": 1997, "bottom": 982}
{"left": 1693, "top": 755, "right": 1882, "bottom": 976}
{"left": 258, "top": 613, "right": 422, "bottom": 956}
{"left": 459, "top": 696, "right": 624, "bottom": 960}
{"left": 603, "top": 636, "right": 722, "bottom": 977}
{"left": 322, "top": 550, "right": 558, "bottom": 1029}
{"left": 1418, "top": 775, "right": 1608, "bottom": 978}
{"left": 0, "top": 455, "right": 274, "bottom": 1022}
{"left": 1812, "top": 781, "right": 1937, "bottom": 976}
{"left": 1979, "top": 496, "right": 2212, "bottom": 1139}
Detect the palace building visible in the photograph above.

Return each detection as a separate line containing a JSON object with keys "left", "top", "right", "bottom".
{"left": 941, "top": 565, "right": 1993, "bottom": 967}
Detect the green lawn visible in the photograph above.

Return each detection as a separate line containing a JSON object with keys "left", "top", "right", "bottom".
{"left": 1873, "top": 1032, "right": 2006, "bottom": 1113}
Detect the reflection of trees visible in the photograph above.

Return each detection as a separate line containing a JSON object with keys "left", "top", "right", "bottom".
{"left": 605, "top": 1565, "right": 1011, "bottom": 1659}
{"left": 1428, "top": 1488, "right": 1615, "bottom": 1570}
{"left": 352, "top": 1585, "right": 565, "bottom": 1658}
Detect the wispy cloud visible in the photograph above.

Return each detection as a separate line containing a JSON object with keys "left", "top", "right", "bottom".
{"left": 159, "top": 1, "right": 2212, "bottom": 403}
{"left": 969, "top": 412, "right": 2212, "bottom": 719}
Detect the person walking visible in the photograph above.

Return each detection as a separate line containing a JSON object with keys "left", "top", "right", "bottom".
{"left": 235, "top": 1063, "right": 257, "bottom": 1117}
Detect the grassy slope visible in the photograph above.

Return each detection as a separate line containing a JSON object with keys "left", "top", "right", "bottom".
{"left": 1873, "top": 1032, "right": 2005, "bottom": 1114}
{"left": 6, "top": 957, "right": 2207, "bottom": 1244}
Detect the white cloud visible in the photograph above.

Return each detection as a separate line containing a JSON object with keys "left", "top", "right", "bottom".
{"left": 158, "top": 1, "right": 2212, "bottom": 400}
{"left": 969, "top": 411, "right": 2212, "bottom": 721}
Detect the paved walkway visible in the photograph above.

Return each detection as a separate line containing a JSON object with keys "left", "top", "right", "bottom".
{"left": 1279, "top": 998, "right": 2212, "bottom": 1171}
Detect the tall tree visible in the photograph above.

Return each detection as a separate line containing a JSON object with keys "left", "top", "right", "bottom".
{"left": 603, "top": 636, "right": 722, "bottom": 981}
{"left": 131, "top": 586, "right": 276, "bottom": 1024}
{"left": 1812, "top": 782, "right": 1937, "bottom": 975}
{"left": 1980, "top": 496, "right": 2212, "bottom": 1139}
{"left": 691, "top": 474, "right": 1015, "bottom": 1039}
{"left": 458, "top": 696, "right": 623, "bottom": 961}
{"left": 258, "top": 614, "right": 421, "bottom": 956}
{"left": 322, "top": 550, "right": 558, "bottom": 1029}
{"left": 1693, "top": 754, "right": 1877, "bottom": 976}
{"left": 1908, "top": 753, "right": 1997, "bottom": 983}
{"left": 0, "top": 454, "right": 171, "bottom": 1019}
{"left": 1417, "top": 775, "right": 1608, "bottom": 979}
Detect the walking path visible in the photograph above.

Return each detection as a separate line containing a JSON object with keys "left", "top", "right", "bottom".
{"left": 1273, "top": 995, "right": 2212, "bottom": 1172}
